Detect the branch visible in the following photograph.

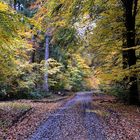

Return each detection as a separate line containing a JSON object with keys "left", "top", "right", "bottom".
{"left": 122, "top": 45, "right": 140, "bottom": 51}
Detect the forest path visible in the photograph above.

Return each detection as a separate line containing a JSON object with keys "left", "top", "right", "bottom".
{"left": 28, "top": 91, "right": 106, "bottom": 140}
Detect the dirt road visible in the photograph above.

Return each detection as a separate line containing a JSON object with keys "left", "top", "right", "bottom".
{"left": 28, "top": 92, "right": 106, "bottom": 140}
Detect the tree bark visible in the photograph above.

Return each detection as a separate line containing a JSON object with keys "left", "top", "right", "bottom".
{"left": 14, "top": 0, "right": 17, "bottom": 10}
{"left": 122, "top": 0, "right": 139, "bottom": 105}
{"left": 30, "top": 49, "right": 35, "bottom": 63}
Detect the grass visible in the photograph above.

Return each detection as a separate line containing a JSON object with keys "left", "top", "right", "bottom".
{"left": 0, "top": 102, "right": 31, "bottom": 110}
{"left": 0, "top": 102, "right": 31, "bottom": 129}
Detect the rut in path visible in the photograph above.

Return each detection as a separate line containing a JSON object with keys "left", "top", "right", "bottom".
{"left": 28, "top": 91, "right": 106, "bottom": 140}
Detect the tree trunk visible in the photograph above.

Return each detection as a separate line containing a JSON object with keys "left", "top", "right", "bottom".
{"left": 30, "top": 49, "right": 35, "bottom": 63}
{"left": 17, "top": 2, "right": 21, "bottom": 11}
{"left": 14, "top": 0, "right": 17, "bottom": 10}
{"left": 122, "top": 0, "right": 139, "bottom": 105}
{"left": 43, "top": 36, "right": 50, "bottom": 92}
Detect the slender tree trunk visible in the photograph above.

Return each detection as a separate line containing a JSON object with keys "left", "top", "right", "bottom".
{"left": 9, "top": 0, "right": 13, "bottom": 8}
{"left": 17, "top": 2, "right": 21, "bottom": 11}
{"left": 122, "top": 0, "right": 139, "bottom": 104}
{"left": 30, "top": 49, "right": 35, "bottom": 63}
{"left": 14, "top": 0, "right": 17, "bottom": 10}
{"left": 43, "top": 36, "right": 50, "bottom": 92}
{"left": 30, "top": 35, "right": 36, "bottom": 63}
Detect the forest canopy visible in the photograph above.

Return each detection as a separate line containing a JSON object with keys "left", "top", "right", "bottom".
{"left": 0, "top": 0, "right": 140, "bottom": 105}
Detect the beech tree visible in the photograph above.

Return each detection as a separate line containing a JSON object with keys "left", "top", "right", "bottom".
{"left": 121, "top": 0, "right": 139, "bottom": 104}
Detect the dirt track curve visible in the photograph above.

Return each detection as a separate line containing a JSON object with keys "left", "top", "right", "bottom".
{"left": 28, "top": 91, "right": 106, "bottom": 140}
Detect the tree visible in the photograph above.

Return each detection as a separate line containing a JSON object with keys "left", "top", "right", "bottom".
{"left": 33, "top": 0, "right": 93, "bottom": 91}
{"left": 0, "top": 1, "right": 42, "bottom": 98}
{"left": 82, "top": 0, "right": 140, "bottom": 104}
{"left": 121, "top": 0, "right": 139, "bottom": 104}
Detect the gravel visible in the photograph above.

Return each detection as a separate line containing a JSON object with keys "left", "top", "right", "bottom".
{"left": 28, "top": 92, "right": 106, "bottom": 140}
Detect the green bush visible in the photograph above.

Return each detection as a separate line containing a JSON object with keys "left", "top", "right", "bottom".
{"left": 99, "top": 83, "right": 129, "bottom": 101}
